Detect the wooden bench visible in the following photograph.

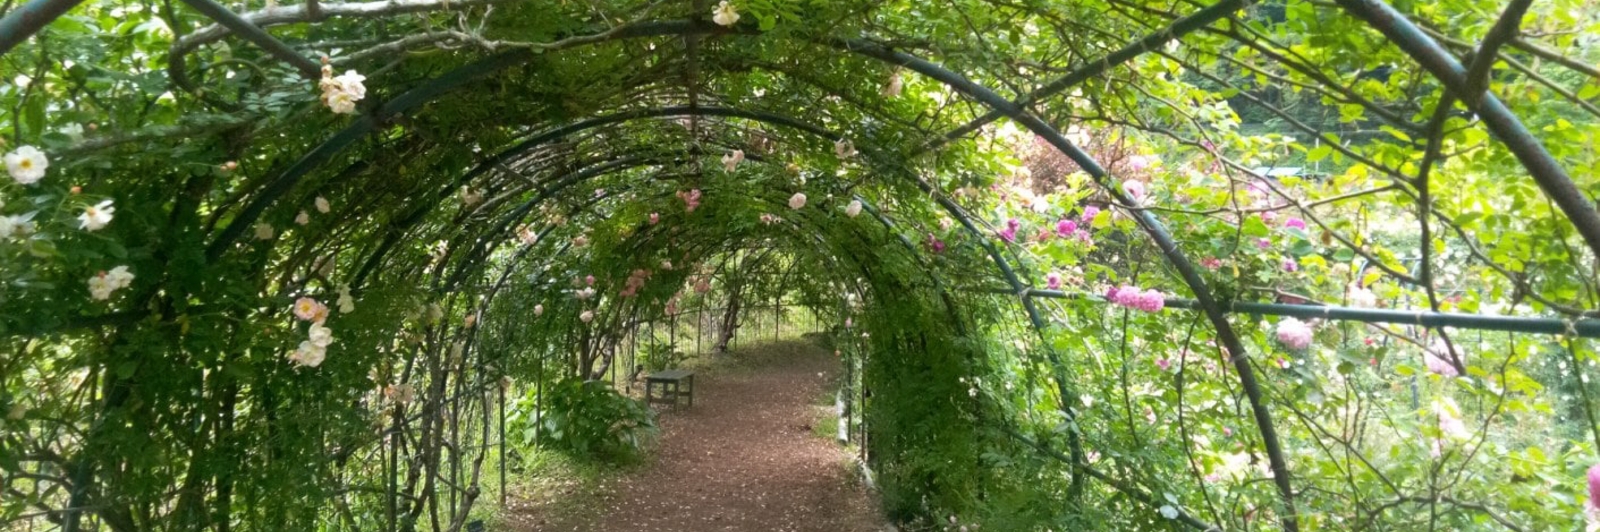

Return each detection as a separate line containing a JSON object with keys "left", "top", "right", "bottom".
{"left": 644, "top": 369, "right": 695, "bottom": 409}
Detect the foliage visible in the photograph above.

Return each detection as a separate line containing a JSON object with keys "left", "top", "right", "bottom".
{"left": 516, "top": 380, "right": 658, "bottom": 463}
{"left": 638, "top": 339, "right": 688, "bottom": 373}
{"left": 3, "top": 0, "right": 1600, "bottom": 529}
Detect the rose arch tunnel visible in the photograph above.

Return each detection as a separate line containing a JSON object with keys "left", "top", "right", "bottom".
{"left": 4, "top": 0, "right": 1600, "bottom": 529}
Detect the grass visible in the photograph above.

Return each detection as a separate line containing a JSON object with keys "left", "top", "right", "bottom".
{"left": 472, "top": 447, "right": 629, "bottom": 530}
{"left": 804, "top": 341, "right": 872, "bottom": 484}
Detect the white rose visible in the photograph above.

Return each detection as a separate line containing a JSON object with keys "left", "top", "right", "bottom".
{"left": 254, "top": 222, "right": 275, "bottom": 240}
{"left": 308, "top": 322, "right": 335, "bottom": 348}
{"left": 78, "top": 200, "right": 114, "bottom": 231}
{"left": 4, "top": 146, "right": 48, "bottom": 185}
{"left": 711, "top": 1, "right": 739, "bottom": 26}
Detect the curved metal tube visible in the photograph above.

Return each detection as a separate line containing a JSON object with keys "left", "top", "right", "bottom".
{"left": 825, "top": 35, "right": 1301, "bottom": 529}
{"left": 153, "top": 17, "right": 1600, "bottom": 527}
{"left": 0, "top": 0, "right": 84, "bottom": 56}
{"left": 383, "top": 103, "right": 1093, "bottom": 494}
{"left": 1335, "top": 0, "right": 1600, "bottom": 263}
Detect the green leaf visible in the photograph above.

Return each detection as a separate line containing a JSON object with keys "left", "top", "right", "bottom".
{"left": 114, "top": 361, "right": 137, "bottom": 379}
{"left": 23, "top": 96, "right": 46, "bottom": 138}
{"left": 1241, "top": 216, "right": 1269, "bottom": 238}
{"left": 1091, "top": 209, "right": 1111, "bottom": 229}
{"left": 1380, "top": 125, "right": 1412, "bottom": 143}
{"left": 27, "top": 239, "right": 57, "bottom": 258}
{"left": 1306, "top": 144, "right": 1333, "bottom": 162}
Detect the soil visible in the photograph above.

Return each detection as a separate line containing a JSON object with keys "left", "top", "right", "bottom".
{"left": 505, "top": 338, "right": 888, "bottom": 532}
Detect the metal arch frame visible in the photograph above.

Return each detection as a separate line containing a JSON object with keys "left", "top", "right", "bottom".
{"left": 472, "top": 174, "right": 907, "bottom": 303}
{"left": 457, "top": 167, "right": 1005, "bottom": 511}
{"left": 445, "top": 154, "right": 1216, "bottom": 524}
{"left": 9, "top": 2, "right": 1596, "bottom": 524}
{"left": 399, "top": 189, "right": 873, "bottom": 532}
{"left": 827, "top": 37, "right": 1301, "bottom": 526}
{"left": 356, "top": 104, "right": 1063, "bottom": 359}
{"left": 352, "top": 105, "right": 1039, "bottom": 331}
{"left": 364, "top": 130, "right": 835, "bottom": 293}
{"left": 5, "top": 13, "right": 1283, "bottom": 522}
{"left": 350, "top": 115, "right": 795, "bottom": 288}
{"left": 370, "top": 120, "right": 1090, "bottom": 507}
{"left": 357, "top": 151, "right": 686, "bottom": 288}
{"left": 346, "top": 126, "right": 730, "bottom": 290}
{"left": 373, "top": 104, "right": 1069, "bottom": 396}
{"left": 367, "top": 103, "right": 1100, "bottom": 495}
{"left": 467, "top": 176, "right": 912, "bottom": 346}
{"left": 429, "top": 145, "right": 960, "bottom": 322}
{"left": 1333, "top": 0, "right": 1600, "bottom": 259}
{"left": 137, "top": 18, "right": 1273, "bottom": 517}
{"left": 104, "top": 19, "right": 1206, "bottom": 501}
{"left": 394, "top": 147, "right": 937, "bottom": 331}
{"left": 199, "top": 21, "right": 713, "bottom": 259}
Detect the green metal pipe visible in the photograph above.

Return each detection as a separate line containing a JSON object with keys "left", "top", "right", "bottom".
{"left": 834, "top": 36, "right": 1300, "bottom": 530}
{"left": 924, "top": 0, "right": 1252, "bottom": 150}
{"left": 0, "top": 0, "right": 83, "bottom": 57}
{"left": 176, "top": 0, "right": 322, "bottom": 79}
{"left": 1335, "top": 0, "right": 1600, "bottom": 262}
{"left": 205, "top": 22, "right": 706, "bottom": 258}
{"left": 1016, "top": 288, "right": 1600, "bottom": 338}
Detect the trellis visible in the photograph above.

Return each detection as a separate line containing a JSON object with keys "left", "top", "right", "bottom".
{"left": 3, "top": 0, "right": 1599, "bottom": 530}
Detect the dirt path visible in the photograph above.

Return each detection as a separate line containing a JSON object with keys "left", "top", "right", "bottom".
{"left": 506, "top": 338, "right": 887, "bottom": 532}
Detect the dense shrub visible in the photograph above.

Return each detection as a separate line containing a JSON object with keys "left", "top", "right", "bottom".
{"left": 516, "top": 380, "right": 658, "bottom": 463}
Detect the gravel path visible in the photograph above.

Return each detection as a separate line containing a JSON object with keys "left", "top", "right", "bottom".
{"left": 507, "top": 339, "right": 887, "bottom": 532}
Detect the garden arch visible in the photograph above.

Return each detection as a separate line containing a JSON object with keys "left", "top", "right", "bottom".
{"left": 4, "top": 0, "right": 1600, "bottom": 530}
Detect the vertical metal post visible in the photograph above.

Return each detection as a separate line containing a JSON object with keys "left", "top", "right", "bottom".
{"left": 534, "top": 348, "right": 544, "bottom": 445}
{"left": 627, "top": 322, "right": 637, "bottom": 392}
{"left": 498, "top": 383, "right": 506, "bottom": 507}
{"left": 387, "top": 414, "right": 397, "bottom": 532}
{"left": 450, "top": 368, "right": 460, "bottom": 516}
{"left": 841, "top": 346, "right": 853, "bottom": 445}
{"left": 858, "top": 346, "right": 867, "bottom": 461}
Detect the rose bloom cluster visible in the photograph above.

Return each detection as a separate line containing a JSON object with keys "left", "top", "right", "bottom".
{"left": 1105, "top": 285, "right": 1165, "bottom": 313}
